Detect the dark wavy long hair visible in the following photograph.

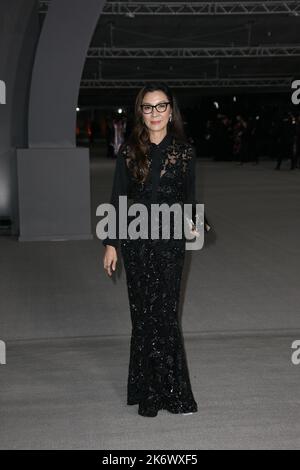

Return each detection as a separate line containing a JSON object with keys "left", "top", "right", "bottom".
{"left": 126, "top": 82, "right": 188, "bottom": 183}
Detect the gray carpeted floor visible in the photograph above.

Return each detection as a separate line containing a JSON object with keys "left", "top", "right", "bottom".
{"left": 0, "top": 154, "right": 300, "bottom": 448}
{"left": 1, "top": 332, "right": 300, "bottom": 449}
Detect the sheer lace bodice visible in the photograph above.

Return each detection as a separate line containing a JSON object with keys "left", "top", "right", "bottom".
{"left": 102, "top": 133, "right": 197, "bottom": 249}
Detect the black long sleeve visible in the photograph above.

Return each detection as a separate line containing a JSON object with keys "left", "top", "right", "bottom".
{"left": 102, "top": 146, "right": 128, "bottom": 249}
{"left": 185, "top": 145, "right": 211, "bottom": 232}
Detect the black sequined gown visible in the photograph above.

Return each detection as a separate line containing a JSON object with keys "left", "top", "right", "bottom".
{"left": 103, "top": 131, "right": 198, "bottom": 417}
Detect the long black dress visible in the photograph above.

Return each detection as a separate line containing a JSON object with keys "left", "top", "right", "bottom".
{"left": 103, "top": 131, "right": 198, "bottom": 417}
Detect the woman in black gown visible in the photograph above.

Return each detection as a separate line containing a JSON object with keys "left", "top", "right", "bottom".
{"left": 103, "top": 82, "right": 199, "bottom": 417}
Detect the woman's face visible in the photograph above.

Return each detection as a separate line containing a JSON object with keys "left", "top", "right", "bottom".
{"left": 141, "top": 90, "right": 172, "bottom": 133}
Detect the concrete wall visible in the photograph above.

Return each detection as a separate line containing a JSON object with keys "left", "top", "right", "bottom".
{"left": 0, "top": 0, "right": 39, "bottom": 233}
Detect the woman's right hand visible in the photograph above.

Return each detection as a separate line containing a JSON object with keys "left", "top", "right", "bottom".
{"left": 103, "top": 245, "right": 118, "bottom": 277}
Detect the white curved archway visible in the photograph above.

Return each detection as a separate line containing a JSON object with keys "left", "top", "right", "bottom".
{"left": 17, "top": 0, "right": 106, "bottom": 241}
{"left": 28, "top": 0, "right": 106, "bottom": 147}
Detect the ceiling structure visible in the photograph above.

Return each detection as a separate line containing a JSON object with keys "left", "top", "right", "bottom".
{"left": 39, "top": 1, "right": 300, "bottom": 107}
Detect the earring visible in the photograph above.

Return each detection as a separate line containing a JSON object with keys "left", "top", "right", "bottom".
{"left": 169, "top": 114, "right": 172, "bottom": 122}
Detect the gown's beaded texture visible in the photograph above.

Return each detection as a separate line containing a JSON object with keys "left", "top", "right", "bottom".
{"left": 103, "top": 132, "right": 198, "bottom": 417}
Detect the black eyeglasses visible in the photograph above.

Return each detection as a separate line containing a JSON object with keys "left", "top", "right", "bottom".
{"left": 140, "top": 102, "right": 170, "bottom": 114}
